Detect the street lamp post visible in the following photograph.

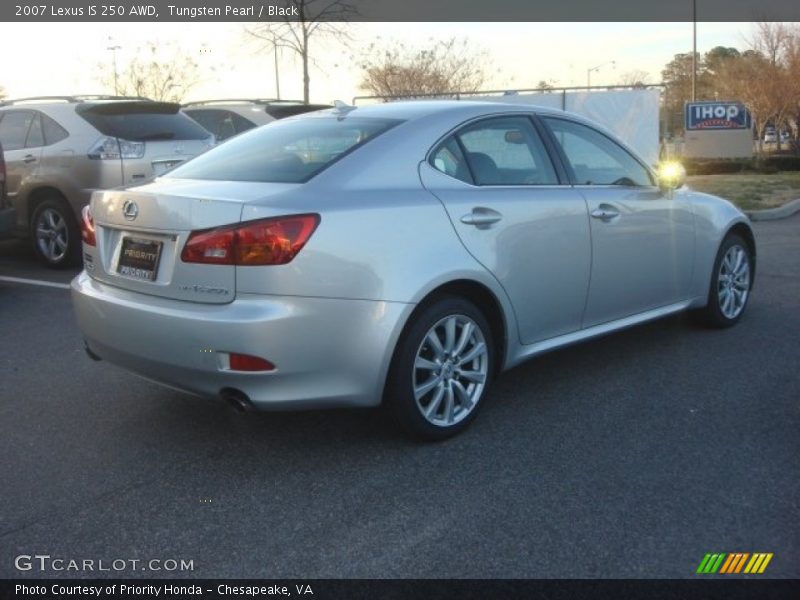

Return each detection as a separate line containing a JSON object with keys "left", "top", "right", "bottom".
{"left": 107, "top": 44, "right": 121, "bottom": 95}
{"left": 692, "top": 0, "right": 697, "bottom": 101}
{"left": 273, "top": 44, "right": 281, "bottom": 100}
{"left": 587, "top": 60, "right": 616, "bottom": 87}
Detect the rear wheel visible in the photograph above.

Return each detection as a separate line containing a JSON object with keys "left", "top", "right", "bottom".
{"left": 30, "top": 197, "right": 80, "bottom": 268}
{"left": 385, "top": 296, "right": 494, "bottom": 441}
{"left": 694, "top": 233, "right": 752, "bottom": 328}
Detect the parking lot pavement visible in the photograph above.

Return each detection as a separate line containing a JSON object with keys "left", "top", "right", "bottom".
{"left": 0, "top": 239, "right": 80, "bottom": 286}
{"left": 1, "top": 217, "right": 798, "bottom": 579}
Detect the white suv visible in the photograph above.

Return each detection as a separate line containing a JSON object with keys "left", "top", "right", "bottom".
{"left": 0, "top": 96, "right": 214, "bottom": 267}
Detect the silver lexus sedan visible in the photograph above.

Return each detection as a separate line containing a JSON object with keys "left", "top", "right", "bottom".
{"left": 71, "top": 101, "right": 755, "bottom": 440}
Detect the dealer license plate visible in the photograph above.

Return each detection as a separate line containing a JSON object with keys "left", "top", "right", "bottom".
{"left": 117, "top": 237, "right": 163, "bottom": 281}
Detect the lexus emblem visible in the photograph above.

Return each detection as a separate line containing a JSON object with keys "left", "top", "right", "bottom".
{"left": 122, "top": 200, "right": 139, "bottom": 221}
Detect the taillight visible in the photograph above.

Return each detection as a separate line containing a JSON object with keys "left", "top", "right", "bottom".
{"left": 181, "top": 214, "right": 320, "bottom": 266}
{"left": 229, "top": 353, "right": 275, "bottom": 372}
{"left": 87, "top": 136, "right": 145, "bottom": 160}
{"left": 81, "top": 205, "right": 96, "bottom": 246}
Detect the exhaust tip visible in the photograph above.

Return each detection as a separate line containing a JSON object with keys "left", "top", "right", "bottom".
{"left": 220, "top": 388, "right": 254, "bottom": 413}
{"left": 84, "top": 343, "right": 102, "bottom": 362}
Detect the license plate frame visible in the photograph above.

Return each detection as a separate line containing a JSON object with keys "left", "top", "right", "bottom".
{"left": 117, "top": 237, "right": 163, "bottom": 282}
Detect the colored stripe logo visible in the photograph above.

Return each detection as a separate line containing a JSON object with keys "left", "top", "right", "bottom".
{"left": 696, "top": 553, "right": 773, "bottom": 574}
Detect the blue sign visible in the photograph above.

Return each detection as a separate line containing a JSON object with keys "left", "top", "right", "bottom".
{"left": 686, "top": 101, "right": 751, "bottom": 130}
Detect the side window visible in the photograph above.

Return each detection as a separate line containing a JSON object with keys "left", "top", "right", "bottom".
{"left": 430, "top": 136, "right": 473, "bottom": 184}
{"left": 457, "top": 116, "right": 558, "bottom": 186}
{"left": 544, "top": 118, "right": 653, "bottom": 186}
{"left": 185, "top": 109, "right": 225, "bottom": 139}
{"left": 41, "top": 113, "right": 69, "bottom": 145}
{"left": 229, "top": 111, "right": 256, "bottom": 135}
{"left": 215, "top": 112, "right": 237, "bottom": 141}
{"left": 25, "top": 113, "right": 44, "bottom": 148}
{"left": 0, "top": 110, "right": 35, "bottom": 151}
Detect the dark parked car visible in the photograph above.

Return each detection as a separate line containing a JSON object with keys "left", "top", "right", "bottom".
{"left": 0, "top": 140, "right": 14, "bottom": 235}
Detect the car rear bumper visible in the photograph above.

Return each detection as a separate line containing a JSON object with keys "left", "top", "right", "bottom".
{"left": 71, "top": 271, "right": 412, "bottom": 409}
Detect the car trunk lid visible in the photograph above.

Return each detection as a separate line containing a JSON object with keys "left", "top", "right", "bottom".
{"left": 87, "top": 179, "right": 298, "bottom": 304}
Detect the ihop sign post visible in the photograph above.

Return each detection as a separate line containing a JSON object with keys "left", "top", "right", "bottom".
{"left": 686, "top": 101, "right": 751, "bottom": 130}
{"left": 683, "top": 101, "right": 753, "bottom": 159}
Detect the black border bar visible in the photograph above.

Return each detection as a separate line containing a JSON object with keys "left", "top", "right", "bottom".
{"left": 2, "top": 0, "right": 799, "bottom": 22}
{"left": 3, "top": 579, "right": 800, "bottom": 600}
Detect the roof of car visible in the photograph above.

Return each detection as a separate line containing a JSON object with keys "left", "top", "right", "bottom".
{"left": 0, "top": 95, "right": 153, "bottom": 108}
{"left": 325, "top": 100, "right": 566, "bottom": 119}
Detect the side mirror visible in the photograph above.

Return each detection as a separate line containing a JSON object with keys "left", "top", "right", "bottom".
{"left": 656, "top": 161, "right": 686, "bottom": 192}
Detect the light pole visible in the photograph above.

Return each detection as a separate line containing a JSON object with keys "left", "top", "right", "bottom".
{"left": 692, "top": 0, "right": 697, "bottom": 101}
{"left": 107, "top": 44, "right": 121, "bottom": 95}
{"left": 273, "top": 44, "right": 281, "bottom": 100}
{"left": 587, "top": 60, "right": 616, "bottom": 87}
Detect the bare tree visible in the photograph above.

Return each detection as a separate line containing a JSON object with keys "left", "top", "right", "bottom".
{"left": 0, "top": 86, "right": 6, "bottom": 100}
{"left": 749, "top": 22, "right": 791, "bottom": 67}
{"left": 714, "top": 23, "right": 800, "bottom": 152}
{"left": 359, "top": 38, "right": 487, "bottom": 99}
{"left": 617, "top": 70, "right": 650, "bottom": 87}
{"left": 536, "top": 80, "right": 556, "bottom": 91}
{"left": 714, "top": 50, "right": 774, "bottom": 150}
{"left": 98, "top": 42, "right": 203, "bottom": 102}
{"left": 245, "top": 0, "right": 358, "bottom": 103}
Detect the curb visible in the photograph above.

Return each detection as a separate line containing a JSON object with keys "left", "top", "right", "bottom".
{"left": 746, "top": 198, "right": 800, "bottom": 221}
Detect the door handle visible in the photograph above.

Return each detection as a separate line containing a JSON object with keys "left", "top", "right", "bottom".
{"left": 590, "top": 206, "right": 620, "bottom": 221}
{"left": 23, "top": 154, "right": 37, "bottom": 163}
{"left": 460, "top": 207, "right": 502, "bottom": 228}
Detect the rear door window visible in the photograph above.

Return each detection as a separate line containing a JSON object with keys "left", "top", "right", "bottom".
{"left": 168, "top": 116, "right": 402, "bottom": 183}
{"left": 184, "top": 109, "right": 252, "bottom": 141}
{"left": 41, "top": 113, "right": 69, "bottom": 145}
{"left": 78, "top": 102, "right": 211, "bottom": 141}
{"left": 455, "top": 117, "right": 558, "bottom": 186}
{"left": 430, "top": 136, "right": 473, "bottom": 184}
{"left": 25, "top": 113, "right": 44, "bottom": 148}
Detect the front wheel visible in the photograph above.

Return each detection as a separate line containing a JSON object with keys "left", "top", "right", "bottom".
{"left": 385, "top": 296, "right": 494, "bottom": 441}
{"left": 694, "top": 233, "right": 753, "bottom": 328}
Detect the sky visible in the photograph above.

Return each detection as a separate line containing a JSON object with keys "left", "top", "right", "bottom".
{"left": 0, "top": 22, "right": 765, "bottom": 104}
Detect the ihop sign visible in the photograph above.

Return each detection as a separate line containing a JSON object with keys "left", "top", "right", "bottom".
{"left": 686, "top": 101, "right": 752, "bottom": 130}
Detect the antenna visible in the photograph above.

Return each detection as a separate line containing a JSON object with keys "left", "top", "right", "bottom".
{"left": 333, "top": 100, "right": 356, "bottom": 115}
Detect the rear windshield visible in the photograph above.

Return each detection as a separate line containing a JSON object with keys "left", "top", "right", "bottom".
{"left": 78, "top": 102, "right": 211, "bottom": 141}
{"left": 167, "top": 116, "right": 402, "bottom": 183}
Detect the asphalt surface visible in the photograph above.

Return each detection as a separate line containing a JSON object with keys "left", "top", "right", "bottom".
{"left": 1, "top": 216, "right": 798, "bottom": 579}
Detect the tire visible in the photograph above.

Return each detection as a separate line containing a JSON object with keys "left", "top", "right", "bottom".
{"left": 693, "top": 233, "right": 753, "bottom": 328}
{"left": 385, "top": 296, "right": 495, "bottom": 441}
{"left": 30, "top": 197, "right": 81, "bottom": 268}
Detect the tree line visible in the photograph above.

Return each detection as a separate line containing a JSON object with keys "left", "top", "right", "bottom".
{"left": 662, "top": 23, "right": 800, "bottom": 149}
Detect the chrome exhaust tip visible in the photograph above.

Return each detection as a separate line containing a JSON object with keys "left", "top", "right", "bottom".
{"left": 220, "top": 388, "right": 254, "bottom": 413}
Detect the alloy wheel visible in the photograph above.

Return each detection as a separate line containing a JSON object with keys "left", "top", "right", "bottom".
{"left": 413, "top": 314, "right": 489, "bottom": 427}
{"left": 717, "top": 244, "right": 750, "bottom": 320}
{"left": 35, "top": 208, "right": 69, "bottom": 263}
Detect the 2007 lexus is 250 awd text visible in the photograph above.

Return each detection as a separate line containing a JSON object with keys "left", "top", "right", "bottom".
{"left": 71, "top": 101, "right": 755, "bottom": 440}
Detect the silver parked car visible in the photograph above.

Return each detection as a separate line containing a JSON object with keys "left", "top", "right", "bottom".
{"left": 0, "top": 96, "right": 214, "bottom": 266}
{"left": 71, "top": 101, "right": 756, "bottom": 440}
